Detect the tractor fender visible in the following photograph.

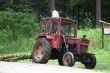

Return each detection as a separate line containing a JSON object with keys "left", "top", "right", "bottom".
{"left": 36, "top": 35, "right": 47, "bottom": 40}
{"left": 79, "top": 53, "right": 96, "bottom": 57}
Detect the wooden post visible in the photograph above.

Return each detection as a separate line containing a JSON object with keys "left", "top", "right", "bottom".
{"left": 99, "top": 20, "right": 110, "bottom": 48}
{"left": 101, "top": 23, "right": 104, "bottom": 48}
{"left": 96, "top": 0, "right": 101, "bottom": 27}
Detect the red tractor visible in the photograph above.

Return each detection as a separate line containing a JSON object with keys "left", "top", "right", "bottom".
{"left": 32, "top": 17, "right": 96, "bottom": 69}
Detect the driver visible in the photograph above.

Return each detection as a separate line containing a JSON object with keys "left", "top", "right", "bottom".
{"left": 51, "top": 9, "right": 59, "bottom": 18}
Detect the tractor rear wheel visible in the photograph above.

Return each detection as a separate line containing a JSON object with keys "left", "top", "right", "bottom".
{"left": 32, "top": 38, "right": 51, "bottom": 64}
{"left": 83, "top": 55, "right": 96, "bottom": 69}
{"left": 62, "top": 52, "right": 75, "bottom": 67}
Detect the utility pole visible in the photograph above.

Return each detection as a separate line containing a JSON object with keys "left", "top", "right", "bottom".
{"left": 96, "top": 0, "right": 101, "bottom": 27}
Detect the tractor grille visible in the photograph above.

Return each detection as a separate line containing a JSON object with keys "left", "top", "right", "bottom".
{"left": 80, "top": 38, "right": 90, "bottom": 53}
{"left": 80, "top": 45, "right": 88, "bottom": 53}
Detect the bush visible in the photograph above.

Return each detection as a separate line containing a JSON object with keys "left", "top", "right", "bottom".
{"left": 78, "top": 12, "right": 95, "bottom": 29}
{"left": 0, "top": 11, "right": 39, "bottom": 41}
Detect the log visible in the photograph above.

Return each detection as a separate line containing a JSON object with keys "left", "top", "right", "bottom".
{"left": 0, "top": 54, "right": 32, "bottom": 62}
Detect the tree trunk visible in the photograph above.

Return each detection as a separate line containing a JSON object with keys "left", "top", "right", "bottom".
{"left": 51, "top": 0, "right": 55, "bottom": 10}
{"left": 96, "top": 0, "right": 101, "bottom": 27}
{"left": 0, "top": 54, "right": 32, "bottom": 62}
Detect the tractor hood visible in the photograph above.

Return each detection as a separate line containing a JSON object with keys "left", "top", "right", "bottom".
{"left": 64, "top": 36, "right": 90, "bottom": 53}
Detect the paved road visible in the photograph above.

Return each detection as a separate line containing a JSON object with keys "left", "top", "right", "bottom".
{"left": 0, "top": 62, "right": 102, "bottom": 73}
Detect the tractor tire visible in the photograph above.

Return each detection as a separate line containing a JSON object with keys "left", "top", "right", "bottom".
{"left": 83, "top": 55, "right": 96, "bottom": 69}
{"left": 62, "top": 52, "right": 75, "bottom": 67}
{"left": 32, "top": 38, "right": 51, "bottom": 64}
{"left": 58, "top": 53, "right": 63, "bottom": 65}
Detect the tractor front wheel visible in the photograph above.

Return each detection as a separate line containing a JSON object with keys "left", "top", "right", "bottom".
{"left": 83, "top": 55, "right": 96, "bottom": 69}
{"left": 62, "top": 52, "right": 75, "bottom": 67}
{"left": 32, "top": 38, "right": 51, "bottom": 64}
{"left": 58, "top": 53, "right": 63, "bottom": 65}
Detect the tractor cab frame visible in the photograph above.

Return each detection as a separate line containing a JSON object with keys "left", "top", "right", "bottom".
{"left": 40, "top": 18, "right": 78, "bottom": 49}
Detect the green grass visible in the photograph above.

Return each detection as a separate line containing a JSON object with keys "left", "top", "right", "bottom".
{"left": 0, "top": 29, "right": 110, "bottom": 72}
{"left": 0, "top": 37, "right": 35, "bottom": 55}
{"left": 91, "top": 49, "right": 110, "bottom": 72}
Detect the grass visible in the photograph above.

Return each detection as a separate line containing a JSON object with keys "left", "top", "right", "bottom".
{"left": 91, "top": 49, "right": 110, "bottom": 72}
{"left": 0, "top": 29, "right": 110, "bottom": 72}
{"left": 0, "top": 37, "right": 35, "bottom": 55}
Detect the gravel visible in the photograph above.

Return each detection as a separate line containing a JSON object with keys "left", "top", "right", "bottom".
{"left": 0, "top": 62, "right": 103, "bottom": 73}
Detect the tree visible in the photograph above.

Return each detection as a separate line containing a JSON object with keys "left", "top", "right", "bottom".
{"left": 96, "top": 0, "right": 101, "bottom": 27}
{"left": 51, "top": 0, "right": 55, "bottom": 10}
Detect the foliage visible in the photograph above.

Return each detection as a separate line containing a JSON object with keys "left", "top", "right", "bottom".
{"left": 69, "top": 0, "right": 86, "bottom": 7}
{"left": 78, "top": 29, "right": 102, "bottom": 48}
{"left": 0, "top": 10, "right": 39, "bottom": 41}
{"left": 78, "top": 12, "right": 95, "bottom": 28}
{"left": 1, "top": 0, "right": 110, "bottom": 28}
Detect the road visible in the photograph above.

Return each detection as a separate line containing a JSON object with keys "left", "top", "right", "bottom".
{"left": 0, "top": 62, "right": 103, "bottom": 73}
